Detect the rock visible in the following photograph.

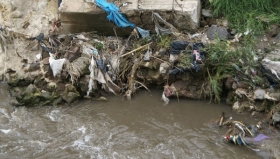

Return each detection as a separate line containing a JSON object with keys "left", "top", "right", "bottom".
{"left": 9, "top": 10, "right": 23, "bottom": 18}
{"left": 235, "top": 88, "right": 248, "bottom": 98}
{"left": 7, "top": 73, "right": 34, "bottom": 87}
{"left": 255, "top": 102, "right": 267, "bottom": 112}
{"left": 262, "top": 77, "right": 271, "bottom": 89}
{"left": 221, "top": 19, "right": 228, "bottom": 28}
{"left": 233, "top": 101, "right": 255, "bottom": 113}
{"left": 236, "top": 82, "right": 249, "bottom": 89}
{"left": 169, "top": 80, "right": 203, "bottom": 99}
{"left": 12, "top": 83, "right": 60, "bottom": 106}
{"left": 230, "top": 29, "right": 237, "bottom": 35}
{"left": 272, "top": 111, "right": 280, "bottom": 123}
{"left": 159, "top": 48, "right": 167, "bottom": 56}
{"left": 225, "top": 77, "right": 235, "bottom": 89}
{"left": 140, "top": 62, "right": 154, "bottom": 69}
{"left": 46, "top": 82, "right": 57, "bottom": 92}
{"left": 202, "top": 9, "right": 212, "bottom": 17}
{"left": 262, "top": 49, "right": 280, "bottom": 61}
{"left": 249, "top": 105, "right": 255, "bottom": 111}
{"left": 64, "top": 45, "right": 81, "bottom": 62}
{"left": 146, "top": 70, "right": 162, "bottom": 83}
{"left": 108, "top": 41, "right": 117, "bottom": 51}
{"left": 28, "top": 62, "right": 41, "bottom": 72}
{"left": 52, "top": 97, "right": 63, "bottom": 106}
{"left": 42, "top": 57, "right": 50, "bottom": 65}
{"left": 18, "top": 84, "right": 41, "bottom": 106}
{"left": 70, "top": 57, "right": 90, "bottom": 76}
{"left": 78, "top": 75, "right": 90, "bottom": 96}
{"left": 232, "top": 101, "right": 240, "bottom": 112}
{"left": 226, "top": 91, "right": 236, "bottom": 105}
{"left": 22, "top": 84, "right": 37, "bottom": 95}
{"left": 232, "top": 82, "right": 237, "bottom": 89}
{"left": 204, "top": 17, "right": 217, "bottom": 27}
{"left": 241, "top": 102, "right": 255, "bottom": 112}
{"left": 275, "top": 33, "right": 280, "bottom": 42}
{"left": 42, "top": 52, "right": 50, "bottom": 60}
{"left": 56, "top": 83, "right": 66, "bottom": 92}
{"left": 251, "top": 111, "right": 260, "bottom": 116}
{"left": 40, "top": 90, "right": 51, "bottom": 99}
{"left": 9, "top": 87, "right": 22, "bottom": 100}
{"left": 268, "top": 24, "right": 279, "bottom": 37}
{"left": 159, "top": 62, "right": 170, "bottom": 74}
{"left": 63, "top": 92, "right": 80, "bottom": 104}
{"left": 42, "top": 64, "right": 53, "bottom": 79}
{"left": 169, "top": 54, "right": 179, "bottom": 63}
{"left": 207, "top": 25, "right": 229, "bottom": 40}
{"left": 7, "top": 74, "right": 20, "bottom": 87}
{"left": 254, "top": 89, "right": 266, "bottom": 100}
{"left": 61, "top": 84, "right": 81, "bottom": 104}
{"left": 34, "top": 77, "right": 48, "bottom": 90}
{"left": 266, "top": 92, "right": 280, "bottom": 102}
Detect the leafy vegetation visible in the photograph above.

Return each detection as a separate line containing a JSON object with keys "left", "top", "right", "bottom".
{"left": 202, "top": 38, "right": 262, "bottom": 102}
{"left": 209, "top": 0, "right": 280, "bottom": 34}
{"left": 201, "top": 0, "right": 280, "bottom": 102}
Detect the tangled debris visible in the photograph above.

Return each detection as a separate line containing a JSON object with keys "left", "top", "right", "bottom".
{"left": 1, "top": 0, "right": 280, "bottom": 123}
{"left": 1, "top": 9, "right": 210, "bottom": 107}
{"left": 210, "top": 111, "right": 280, "bottom": 158}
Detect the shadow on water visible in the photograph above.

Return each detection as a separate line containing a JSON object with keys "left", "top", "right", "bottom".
{"left": 0, "top": 83, "right": 279, "bottom": 159}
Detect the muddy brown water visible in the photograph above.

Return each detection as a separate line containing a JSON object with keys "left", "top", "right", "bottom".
{"left": 0, "top": 82, "right": 279, "bottom": 159}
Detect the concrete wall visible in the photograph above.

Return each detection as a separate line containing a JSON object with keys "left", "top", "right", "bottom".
{"left": 59, "top": 0, "right": 201, "bottom": 36}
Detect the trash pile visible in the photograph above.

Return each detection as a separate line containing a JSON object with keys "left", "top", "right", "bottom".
{"left": 3, "top": 0, "right": 280, "bottom": 111}
{"left": 210, "top": 111, "right": 280, "bottom": 158}
{"left": 2, "top": 0, "right": 208, "bottom": 106}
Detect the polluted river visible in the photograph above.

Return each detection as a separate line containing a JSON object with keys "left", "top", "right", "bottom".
{"left": 1, "top": 0, "right": 280, "bottom": 158}
{"left": 1, "top": 82, "right": 279, "bottom": 159}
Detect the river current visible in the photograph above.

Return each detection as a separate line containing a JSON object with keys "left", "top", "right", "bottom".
{"left": 0, "top": 82, "right": 279, "bottom": 159}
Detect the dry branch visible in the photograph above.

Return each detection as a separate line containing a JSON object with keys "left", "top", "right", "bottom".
{"left": 120, "top": 42, "right": 152, "bottom": 57}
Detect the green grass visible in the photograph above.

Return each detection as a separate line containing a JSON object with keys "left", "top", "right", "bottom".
{"left": 210, "top": 0, "right": 280, "bottom": 34}
{"left": 205, "top": 0, "right": 280, "bottom": 102}
{"left": 202, "top": 39, "right": 263, "bottom": 102}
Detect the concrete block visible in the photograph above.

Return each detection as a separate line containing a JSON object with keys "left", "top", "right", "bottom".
{"left": 59, "top": 0, "right": 201, "bottom": 36}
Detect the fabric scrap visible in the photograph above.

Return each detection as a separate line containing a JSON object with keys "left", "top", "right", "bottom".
{"left": 95, "top": 0, "right": 134, "bottom": 28}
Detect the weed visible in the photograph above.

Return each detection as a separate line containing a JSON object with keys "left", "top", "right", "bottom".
{"left": 93, "top": 42, "right": 104, "bottom": 51}
{"left": 154, "top": 34, "right": 172, "bottom": 50}
{"left": 210, "top": 0, "right": 280, "bottom": 34}
{"left": 202, "top": 38, "right": 262, "bottom": 102}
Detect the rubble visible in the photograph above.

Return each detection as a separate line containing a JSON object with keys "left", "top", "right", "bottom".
{"left": 207, "top": 25, "right": 229, "bottom": 40}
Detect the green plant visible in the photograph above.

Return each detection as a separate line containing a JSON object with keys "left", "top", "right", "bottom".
{"left": 154, "top": 34, "right": 172, "bottom": 50}
{"left": 202, "top": 38, "right": 262, "bottom": 102}
{"left": 210, "top": 0, "right": 280, "bottom": 34}
{"left": 94, "top": 42, "right": 104, "bottom": 51}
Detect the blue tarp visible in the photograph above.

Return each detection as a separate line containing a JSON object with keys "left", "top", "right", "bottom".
{"left": 95, "top": 0, "right": 135, "bottom": 28}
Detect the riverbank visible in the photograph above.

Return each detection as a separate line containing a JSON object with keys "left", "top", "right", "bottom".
{"left": 0, "top": 0, "right": 280, "bottom": 127}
